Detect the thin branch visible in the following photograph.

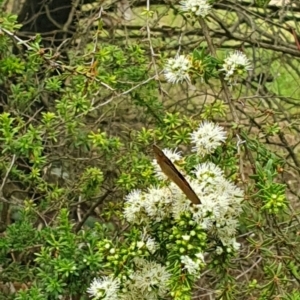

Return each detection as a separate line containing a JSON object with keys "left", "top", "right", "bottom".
{"left": 0, "top": 155, "right": 16, "bottom": 197}
{"left": 74, "top": 189, "right": 115, "bottom": 233}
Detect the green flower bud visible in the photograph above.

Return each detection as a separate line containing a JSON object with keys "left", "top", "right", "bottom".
{"left": 179, "top": 247, "right": 186, "bottom": 253}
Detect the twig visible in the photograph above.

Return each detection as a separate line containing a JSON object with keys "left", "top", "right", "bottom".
{"left": 198, "top": 17, "right": 239, "bottom": 123}
{"left": 236, "top": 257, "right": 263, "bottom": 279}
{"left": 74, "top": 189, "right": 114, "bottom": 233}
{"left": 0, "top": 155, "right": 16, "bottom": 196}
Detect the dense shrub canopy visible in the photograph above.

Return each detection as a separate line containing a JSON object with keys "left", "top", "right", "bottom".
{"left": 0, "top": 0, "right": 300, "bottom": 299}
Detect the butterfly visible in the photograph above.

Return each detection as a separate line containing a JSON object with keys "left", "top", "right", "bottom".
{"left": 153, "top": 145, "right": 201, "bottom": 205}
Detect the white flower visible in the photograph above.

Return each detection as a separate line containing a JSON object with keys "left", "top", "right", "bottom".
{"left": 232, "top": 239, "right": 241, "bottom": 251}
{"left": 124, "top": 185, "right": 179, "bottom": 224}
{"left": 220, "top": 237, "right": 241, "bottom": 251}
{"left": 124, "top": 186, "right": 173, "bottom": 224}
{"left": 145, "top": 237, "right": 158, "bottom": 254}
{"left": 225, "top": 51, "right": 251, "bottom": 68}
{"left": 215, "top": 180, "right": 244, "bottom": 212}
{"left": 180, "top": 0, "right": 212, "bottom": 18}
{"left": 193, "top": 162, "right": 224, "bottom": 184}
{"left": 136, "top": 241, "right": 145, "bottom": 249}
{"left": 181, "top": 254, "right": 205, "bottom": 277}
{"left": 190, "top": 172, "right": 243, "bottom": 243}
{"left": 123, "top": 189, "right": 145, "bottom": 224}
{"left": 139, "top": 229, "right": 158, "bottom": 254}
{"left": 182, "top": 235, "right": 191, "bottom": 241}
{"left": 143, "top": 187, "right": 173, "bottom": 221}
{"left": 217, "top": 218, "right": 239, "bottom": 238}
{"left": 164, "top": 55, "right": 191, "bottom": 83}
{"left": 215, "top": 246, "right": 223, "bottom": 255}
{"left": 192, "top": 194, "right": 219, "bottom": 221}
{"left": 195, "top": 252, "right": 205, "bottom": 262}
{"left": 190, "top": 121, "right": 227, "bottom": 156}
{"left": 152, "top": 147, "right": 182, "bottom": 180}
{"left": 128, "top": 259, "right": 171, "bottom": 298}
{"left": 220, "top": 51, "right": 252, "bottom": 85}
{"left": 170, "top": 187, "right": 193, "bottom": 220}
{"left": 87, "top": 276, "right": 120, "bottom": 300}
{"left": 181, "top": 255, "right": 199, "bottom": 275}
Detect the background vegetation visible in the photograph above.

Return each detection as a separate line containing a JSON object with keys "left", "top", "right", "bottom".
{"left": 0, "top": 0, "right": 300, "bottom": 299}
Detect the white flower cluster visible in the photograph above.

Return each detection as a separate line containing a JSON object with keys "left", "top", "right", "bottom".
{"left": 137, "top": 228, "right": 159, "bottom": 254}
{"left": 88, "top": 122, "right": 243, "bottom": 300}
{"left": 124, "top": 121, "right": 244, "bottom": 254}
{"left": 87, "top": 260, "right": 170, "bottom": 300}
{"left": 87, "top": 276, "right": 120, "bottom": 300}
{"left": 121, "top": 258, "right": 171, "bottom": 300}
{"left": 190, "top": 121, "right": 226, "bottom": 156}
{"left": 220, "top": 50, "right": 252, "bottom": 85}
{"left": 164, "top": 55, "right": 191, "bottom": 84}
{"left": 181, "top": 252, "right": 205, "bottom": 276}
{"left": 191, "top": 162, "right": 243, "bottom": 249}
{"left": 180, "top": 0, "right": 212, "bottom": 18}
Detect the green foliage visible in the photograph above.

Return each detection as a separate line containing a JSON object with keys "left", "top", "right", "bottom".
{"left": 243, "top": 134, "right": 287, "bottom": 214}
{"left": 1, "top": 209, "right": 106, "bottom": 299}
{"left": 80, "top": 167, "right": 104, "bottom": 197}
{"left": 255, "top": 0, "right": 271, "bottom": 8}
{"left": 0, "top": 8, "right": 160, "bottom": 299}
{"left": 254, "top": 159, "right": 287, "bottom": 214}
{"left": 283, "top": 291, "right": 300, "bottom": 300}
{"left": 191, "top": 48, "right": 220, "bottom": 82}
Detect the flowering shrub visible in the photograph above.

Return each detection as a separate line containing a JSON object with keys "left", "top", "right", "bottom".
{"left": 88, "top": 122, "right": 243, "bottom": 300}
{"left": 0, "top": 0, "right": 295, "bottom": 300}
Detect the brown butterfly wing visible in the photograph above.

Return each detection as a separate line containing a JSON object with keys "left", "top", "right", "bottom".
{"left": 153, "top": 145, "right": 201, "bottom": 205}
